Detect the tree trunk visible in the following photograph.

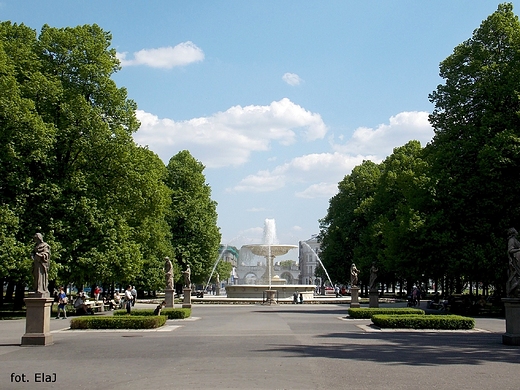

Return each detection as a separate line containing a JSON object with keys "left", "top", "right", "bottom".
{"left": 5, "top": 280, "right": 15, "bottom": 302}
{"left": 455, "top": 277, "right": 463, "bottom": 294}
{"left": 13, "top": 282, "right": 25, "bottom": 310}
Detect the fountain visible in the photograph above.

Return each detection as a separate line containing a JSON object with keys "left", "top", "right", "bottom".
{"left": 225, "top": 219, "right": 316, "bottom": 302}
{"left": 300, "top": 241, "right": 333, "bottom": 288}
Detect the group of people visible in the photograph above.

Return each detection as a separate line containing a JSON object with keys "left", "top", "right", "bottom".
{"left": 293, "top": 291, "right": 304, "bottom": 304}
{"left": 408, "top": 285, "right": 422, "bottom": 307}
{"left": 53, "top": 287, "right": 94, "bottom": 318}
{"left": 52, "top": 284, "right": 138, "bottom": 318}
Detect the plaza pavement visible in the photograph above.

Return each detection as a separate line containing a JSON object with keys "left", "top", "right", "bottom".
{"left": 0, "top": 301, "right": 517, "bottom": 390}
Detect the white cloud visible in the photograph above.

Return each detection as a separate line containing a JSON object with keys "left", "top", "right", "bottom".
{"left": 134, "top": 98, "right": 327, "bottom": 168}
{"left": 229, "top": 152, "right": 369, "bottom": 195}
{"left": 295, "top": 183, "right": 339, "bottom": 199}
{"left": 332, "top": 111, "right": 433, "bottom": 156}
{"left": 282, "top": 72, "right": 303, "bottom": 86}
{"left": 229, "top": 111, "right": 434, "bottom": 198}
{"left": 238, "top": 227, "right": 264, "bottom": 245}
{"left": 117, "top": 41, "right": 204, "bottom": 69}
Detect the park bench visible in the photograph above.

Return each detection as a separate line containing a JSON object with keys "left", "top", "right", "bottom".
{"left": 85, "top": 300, "right": 108, "bottom": 312}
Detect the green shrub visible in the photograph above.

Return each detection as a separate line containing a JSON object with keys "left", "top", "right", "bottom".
{"left": 113, "top": 308, "right": 191, "bottom": 319}
{"left": 348, "top": 307, "right": 424, "bottom": 319}
{"left": 371, "top": 314, "right": 475, "bottom": 330}
{"left": 70, "top": 315, "right": 167, "bottom": 329}
{"left": 0, "top": 311, "right": 26, "bottom": 319}
{"left": 161, "top": 308, "right": 191, "bottom": 319}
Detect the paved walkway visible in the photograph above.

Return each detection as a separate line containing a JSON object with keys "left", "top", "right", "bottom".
{"left": 0, "top": 302, "right": 516, "bottom": 390}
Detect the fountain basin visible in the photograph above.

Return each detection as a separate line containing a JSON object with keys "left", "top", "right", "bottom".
{"left": 225, "top": 284, "right": 315, "bottom": 300}
{"left": 242, "top": 244, "right": 297, "bottom": 257}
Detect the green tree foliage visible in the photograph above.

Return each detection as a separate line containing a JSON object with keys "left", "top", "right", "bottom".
{"left": 279, "top": 260, "right": 296, "bottom": 269}
{"left": 369, "top": 141, "right": 432, "bottom": 289}
{"left": 319, "top": 143, "right": 430, "bottom": 288}
{"left": 318, "top": 160, "right": 383, "bottom": 284}
{"left": 319, "top": 3, "right": 520, "bottom": 295}
{"left": 165, "top": 150, "right": 221, "bottom": 284}
{"left": 215, "top": 260, "right": 233, "bottom": 283}
{"left": 427, "top": 2, "right": 520, "bottom": 291}
{"left": 0, "top": 22, "right": 172, "bottom": 293}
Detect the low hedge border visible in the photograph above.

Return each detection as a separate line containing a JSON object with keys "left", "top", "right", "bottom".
{"left": 113, "top": 308, "right": 191, "bottom": 319}
{"left": 348, "top": 307, "right": 425, "bottom": 319}
{"left": 70, "top": 315, "right": 167, "bottom": 329}
{"left": 371, "top": 314, "right": 475, "bottom": 330}
{"left": 0, "top": 311, "right": 26, "bottom": 319}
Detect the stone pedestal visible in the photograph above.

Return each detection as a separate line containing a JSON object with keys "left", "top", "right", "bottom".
{"left": 164, "top": 289, "right": 175, "bottom": 308}
{"left": 369, "top": 290, "right": 379, "bottom": 308}
{"left": 215, "top": 285, "right": 220, "bottom": 296}
{"left": 182, "top": 288, "right": 192, "bottom": 309}
{"left": 264, "top": 289, "right": 277, "bottom": 305}
{"left": 502, "top": 298, "right": 520, "bottom": 345}
{"left": 21, "top": 296, "right": 54, "bottom": 346}
{"left": 350, "top": 286, "right": 360, "bottom": 308}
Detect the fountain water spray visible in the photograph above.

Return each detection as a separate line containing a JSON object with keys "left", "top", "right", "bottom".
{"left": 204, "top": 234, "right": 242, "bottom": 293}
{"left": 204, "top": 247, "right": 226, "bottom": 293}
{"left": 301, "top": 241, "right": 334, "bottom": 288}
{"left": 263, "top": 219, "right": 276, "bottom": 291}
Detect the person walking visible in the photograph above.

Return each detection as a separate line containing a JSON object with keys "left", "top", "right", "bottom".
{"left": 125, "top": 285, "right": 133, "bottom": 314}
{"left": 131, "top": 286, "right": 137, "bottom": 307}
{"left": 93, "top": 286, "right": 101, "bottom": 301}
{"left": 56, "top": 287, "right": 68, "bottom": 319}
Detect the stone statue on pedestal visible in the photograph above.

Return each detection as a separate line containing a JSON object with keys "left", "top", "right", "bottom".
{"left": 350, "top": 263, "right": 359, "bottom": 287}
{"left": 507, "top": 228, "right": 520, "bottom": 298}
{"left": 183, "top": 265, "right": 191, "bottom": 288}
{"left": 369, "top": 262, "right": 378, "bottom": 292}
{"left": 32, "top": 233, "right": 50, "bottom": 296}
{"left": 164, "top": 257, "right": 174, "bottom": 290}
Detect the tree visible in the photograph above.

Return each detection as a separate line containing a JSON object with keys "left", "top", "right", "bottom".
{"left": 369, "top": 141, "right": 432, "bottom": 291}
{"left": 318, "top": 160, "right": 383, "bottom": 285}
{"left": 0, "top": 22, "right": 173, "bottom": 299}
{"left": 427, "top": 3, "right": 520, "bottom": 292}
{"left": 165, "top": 150, "right": 221, "bottom": 284}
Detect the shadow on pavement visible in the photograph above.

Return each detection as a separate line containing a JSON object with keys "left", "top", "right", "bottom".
{"left": 255, "top": 331, "right": 518, "bottom": 366}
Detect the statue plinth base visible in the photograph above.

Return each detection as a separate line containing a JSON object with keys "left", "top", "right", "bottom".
{"left": 182, "top": 288, "right": 192, "bottom": 309}
{"left": 21, "top": 296, "right": 54, "bottom": 346}
{"left": 369, "top": 290, "right": 379, "bottom": 308}
{"left": 350, "top": 286, "right": 360, "bottom": 308}
{"left": 502, "top": 298, "right": 520, "bottom": 345}
{"left": 164, "top": 289, "right": 175, "bottom": 308}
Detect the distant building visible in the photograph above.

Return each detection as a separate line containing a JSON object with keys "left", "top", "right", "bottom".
{"left": 219, "top": 245, "right": 239, "bottom": 285}
{"left": 299, "top": 235, "right": 320, "bottom": 285}
{"left": 219, "top": 245, "right": 239, "bottom": 267}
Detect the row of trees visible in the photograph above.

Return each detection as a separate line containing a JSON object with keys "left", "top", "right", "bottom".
{"left": 0, "top": 22, "right": 224, "bottom": 308}
{"left": 319, "top": 3, "right": 520, "bottom": 297}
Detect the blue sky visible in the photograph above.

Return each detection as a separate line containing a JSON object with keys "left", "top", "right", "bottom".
{"left": 1, "top": 1, "right": 505, "bottom": 251}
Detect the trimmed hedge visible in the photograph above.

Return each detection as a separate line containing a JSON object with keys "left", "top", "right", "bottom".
{"left": 348, "top": 307, "right": 424, "bottom": 319}
{"left": 113, "top": 308, "right": 191, "bottom": 319}
{"left": 371, "top": 314, "right": 475, "bottom": 330}
{"left": 70, "top": 315, "right": 167, "bottom": 329}
{"left": 0, "top": 311, "right": 26, "bottom": 319}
